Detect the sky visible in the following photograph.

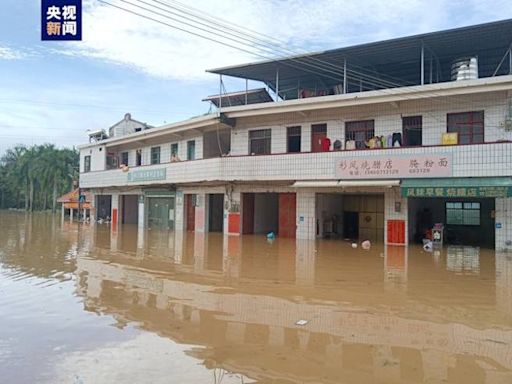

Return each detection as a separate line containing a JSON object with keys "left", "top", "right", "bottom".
{"left": 1, "top": 0, "right": 511, "bottom": 155}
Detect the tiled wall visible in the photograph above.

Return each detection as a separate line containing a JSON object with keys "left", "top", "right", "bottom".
{"left": 296, "top": 191, "right": 316, "bottom": 240}
{"left": 80, "top": 143, "right": 512, "bottom": 189}
{"left": 496, "top": 198, "right": 512, "bottom": 251}
{"left": 384, "top": 188, "right": 409, "bottom": 245}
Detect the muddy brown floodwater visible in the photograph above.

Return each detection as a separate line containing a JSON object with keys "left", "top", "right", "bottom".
{"left": 1, "top": 211, "right": 512, "bottom": 383}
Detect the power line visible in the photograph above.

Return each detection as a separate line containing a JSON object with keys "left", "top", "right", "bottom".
{"left": 148, "top": 0, "right": 411, "bottom": 88}
{"left": 99, "top": 0, "right": 399, "bottom": 91}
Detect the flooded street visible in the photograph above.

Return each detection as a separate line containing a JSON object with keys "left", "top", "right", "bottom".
{"left": 1, "top": 211, "right": 512, "bottom": 383}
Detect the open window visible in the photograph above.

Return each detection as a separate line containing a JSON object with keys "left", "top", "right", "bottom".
{"left": 249, "top": 129, "right": 271, "bottom": 155}
{"left": 403, "top": 116, "right": 422, "bottom": 146}
{"left": 287, "top": 126, "right": 301, "bottom": 153}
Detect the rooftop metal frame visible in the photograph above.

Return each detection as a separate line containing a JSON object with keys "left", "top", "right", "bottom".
{"left": 207, "top": 19, "right": 512, "bottom": 101}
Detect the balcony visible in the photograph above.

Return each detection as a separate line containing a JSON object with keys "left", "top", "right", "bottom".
{"left": 79, "top": 142, "right": 512, "bottom": 189}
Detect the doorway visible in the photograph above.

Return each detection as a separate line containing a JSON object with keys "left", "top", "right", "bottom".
{"left": 185, "top": 194, "right": 196, "bottom": 231}
{"left": 311, "top": 123, "right": 327, "bottom": 152}
{"left": 121, "top": 195, "right": 138, "bottom": 224}
{"left": 208, "top": 194, "right": 224, "bottom": 232}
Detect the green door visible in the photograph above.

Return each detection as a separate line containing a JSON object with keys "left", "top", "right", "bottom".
{"left": 147, "top": 197, "right": 175, "bottom": 229}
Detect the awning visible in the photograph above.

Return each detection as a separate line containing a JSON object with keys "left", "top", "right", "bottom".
{"left": 401, "top": 177, "right": 512, "bottom": 198}
{"left": 293, "top": 180, "right": 400, "bottom": 188}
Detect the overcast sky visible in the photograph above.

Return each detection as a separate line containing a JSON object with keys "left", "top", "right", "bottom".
{"left": 1, "top": 0, "right": 511, "bottom": 154}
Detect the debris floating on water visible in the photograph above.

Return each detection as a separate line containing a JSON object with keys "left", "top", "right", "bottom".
{"left": 295, "top": 319, "right": 309, "bottom": 326}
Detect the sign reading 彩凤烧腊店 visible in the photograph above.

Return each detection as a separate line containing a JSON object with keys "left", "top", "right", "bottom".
{"left": 41, "top": 0, "right": 82, "bottom": 41}
{"left": 335, "top": 155, "right": 452, "bottom": 179}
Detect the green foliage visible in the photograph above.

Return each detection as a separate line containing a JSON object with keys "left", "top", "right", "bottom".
{"left": 0, "top": 144, "right": 79, "bottom": 211}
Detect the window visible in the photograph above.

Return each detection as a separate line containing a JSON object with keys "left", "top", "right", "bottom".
{"left": 345, "top": 120, "right": 374, "bottom": 149}
{"left": 136, "top": 149, "right": 142, "bottom": 166}
{"left": 84, "top": 155, "right": 91, "bottom": 173}
{"left": 447, "top": 111, "right": 484, "bottom": 144}
{"left": 120, "top": 151, "right": 129, "bottom": 166}
{"left": 287, "top": 126, "right": 301, "bottom": 153}
{"left": 403, "top": 116, "right": 422, "bottom": 146}
{"left": 249, "top": 129, "right": 271, "bottom": 155}
{"left": 151, "top": 147, "right": 161, "bottom": 164}
{"left": 106, "top": 154, "right": 118, "bottom": 170}
{"left": 135, "top": 127, "right": 142, "bottom": 132}
{"left": 171, "top": 143, "right": 178, "bottom": 156}
{"left": 187, "top": 140, "right": 195, "bottom": 160}
{"left": 446, "top": 202, "right": 480, "bottom": 226}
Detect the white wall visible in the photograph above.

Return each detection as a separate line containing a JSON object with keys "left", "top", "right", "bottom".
{"left": 80, "top": 145, "right": 105, "bottom": 172}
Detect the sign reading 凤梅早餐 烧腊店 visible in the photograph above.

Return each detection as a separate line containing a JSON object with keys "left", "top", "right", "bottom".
{"left": 402, "top": 186, "right": 512, "bottom": 198}
{"left": 335, "top": 155, "right": 452, "bottom": 179}
{"left": 127, "top": 168, "right": 166, "bottom": 182}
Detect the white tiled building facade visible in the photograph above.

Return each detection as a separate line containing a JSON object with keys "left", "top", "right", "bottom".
{"left": 79, "top": 22, "right": 512, "bottom": 251}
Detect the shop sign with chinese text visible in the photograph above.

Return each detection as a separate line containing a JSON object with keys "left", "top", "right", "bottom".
{"left": 335, "top": 155, "right": 452, "bottom": 179}
{"left": 41, "top": 0, "right": 82, "bottom": 41}
{"left": 127, "top": 168, "right": 166, "bottom": 182}
{"left": 401, "top": 186, "right": 512, "bottom": 198}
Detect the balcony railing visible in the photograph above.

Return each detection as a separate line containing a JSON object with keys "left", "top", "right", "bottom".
{"left": 80, "top": 142, "right": 512, "bottom": 189}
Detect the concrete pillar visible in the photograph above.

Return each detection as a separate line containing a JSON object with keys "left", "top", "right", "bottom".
{"left": 69, "top": 208, "right": 73, "bottom": 221}
{"left": 61, "top": 204, "right": 65, "bottom": 222}
{"left": 224, "top": 190, "right": 241, "bottom": 236}
{"left": 295, "top": 238, "right": 316, "bottom": 285}
{"left": 174, "top": 191, "right": 185, "bottom": 231}
{"left": 384, "top": 187, "right": 408, "bottom": 245}
{"left": 174, "top": 230, "right": 184, "bottom": 264}
{"left": 83, "top": 208, "right": 86, "bottom": 221}
{"left": 90, "top": 194, "right": 96, "bottom": 223}
{"left": 111, "top": 193, "right": 120, "bottom": 229}
{"left": 194, "top": 193, "right": 207, "bottom": 233}
{"left": 194, "top": 233, "right": 207, "bottom": 272}
{"left": 223, "top": 235, "right": 242, "bottom": 279}
{"left": 495, "top": 197, "right": 512, "bottom": 251}
{"left": 296, "top": 191, "right": 316, "bottom": 239}
{"left": 137, "top": 195, "right": 145, "bottom": 230}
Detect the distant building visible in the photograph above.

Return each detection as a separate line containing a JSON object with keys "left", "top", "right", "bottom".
{"left": 79, "top": 20, "right": 512, "bottom": 250}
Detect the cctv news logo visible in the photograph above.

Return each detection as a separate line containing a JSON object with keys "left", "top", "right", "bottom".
{"left": 41, "top": 0, "right": 82, "bottom": 41}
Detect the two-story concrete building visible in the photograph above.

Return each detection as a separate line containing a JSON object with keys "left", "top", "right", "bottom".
{"left": 79, "top": 20, "right": 512, "bottom": 250}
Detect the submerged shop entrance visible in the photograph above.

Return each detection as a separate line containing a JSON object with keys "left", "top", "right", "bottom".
{"left": 316, "top": 193, "right": 384, "bottom": 242}
{"left": 121, "top": 195, "right": 138, "bottom": 224}
{"left": 208, "top": 194, "right": 224, "bottom": 232}
{"left": 408, "top": 197, "right": 495, "bottom": 247}
{"left": 95, "top": 195, "right": 112, "bottom": 220}
{"left": 185, "top": 194, "right": 196, "bottom": 231}
{"left": 145, "top": 191, "right": 175, "bottom": 230}
{"left": 242, "top": 193, "right": 296, "bottom": 237}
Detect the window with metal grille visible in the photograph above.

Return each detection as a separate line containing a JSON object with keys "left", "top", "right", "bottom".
{"left": 446, "top": 202, "right": 480, "bottom": 226}
{"left": 151, "top": 147, "right": 160, "bottom": 164}
{"left": 403, "top": 116, "right": 422, "bottom": 146}
{"left": 249, "top": 129, "right": 271, "bottom": 155}
{"left": 447, "top": 111, "right": 484, "bottom": 144}
{"left": 345, "top": 120, "right": 374, "bottom": 149}
{"left": 84, "top": 155, "right": 91, "bottom": 173}
{"left": 120, "top": 151, "right": 129, "bottom": 166}
{"left": 287, "top": 126, "right": 301, "bottom": 153}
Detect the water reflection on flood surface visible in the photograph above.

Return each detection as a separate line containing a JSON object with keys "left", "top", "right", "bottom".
{"left": 1, "top": 211, "right": 512, "bottom": 383}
